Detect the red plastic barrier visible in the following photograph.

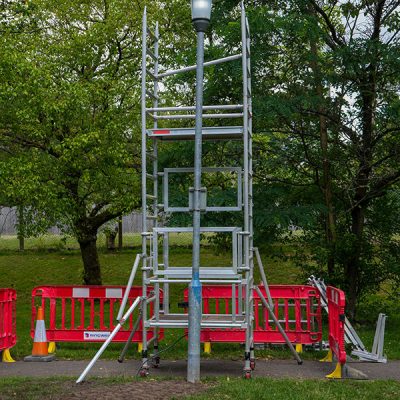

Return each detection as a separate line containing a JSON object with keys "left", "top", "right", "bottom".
{"left": 184, "top": 285, "right": 322, "bottom": 344}
{"left": 326, "top": 286, "right": 346, "bottom": 364}
{"left": 31, "top": 286, "right": 163, "bottom": 343}
{"left": 0, "top": 288, "right": 17, "bottom": 352}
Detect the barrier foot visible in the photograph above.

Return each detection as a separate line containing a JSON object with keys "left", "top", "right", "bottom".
{"left": 48, "top": 342, "right": 56, "bottom": 354}
{"left": 2, "top": 349, "right": 15, "bottom": 363}
{"left": 326, "top": 362, "right": 342, "bottom": 379}
{"left": 320, "top": 349, "right": 333, "bottom": 363}
{"left": 295, "top": 344, "right": 303, "bottom": 354}
{"left": 204, "top": 342, "right": 211, "bottom": 354}
{"left": 24, "top": 354, "right": 56, "bottom": 362}
{"left": 138, "top": 343, "right": 143, "bottom": 353}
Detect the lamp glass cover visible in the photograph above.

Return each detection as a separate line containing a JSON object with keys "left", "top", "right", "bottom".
{"left": 191, "top": 0, "right": 212, "bottom": 21}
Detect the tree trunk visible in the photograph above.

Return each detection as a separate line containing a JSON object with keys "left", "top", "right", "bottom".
{"left": 78, "top": 234, "right": 102, "bottom": 285}
{"left": 308, "top": 22, "right": 336, "bottom": 278}
{"left": 118, "top": 216, "right": 123, "bottom": 250}
{"left": 17, "top": 206, "right": 25, "bottom": 251}
{"left": 345, "top": 205, "right": 365, "bottom": 319}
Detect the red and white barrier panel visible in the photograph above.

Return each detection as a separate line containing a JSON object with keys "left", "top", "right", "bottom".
{"left": 31, "top": 286, "right": 163, "bottom": 343}
{"left": 326, "top": 286, "right": 346, "bottom": 364}
{"left": 184, "top": 285, "right": 322, "bottom": 345}
{"left": 0, "top": 288, "right": 17, "bottom": 360}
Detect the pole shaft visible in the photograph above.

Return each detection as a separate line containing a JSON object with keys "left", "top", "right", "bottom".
{"left": 187, "top": 30, "right": 205, "bottom": 384}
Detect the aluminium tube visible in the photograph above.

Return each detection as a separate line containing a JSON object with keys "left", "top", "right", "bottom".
{"left": 146, "top": 105, "right": 243, "bottom": 112}
{"left": 187, "top": 30, "right": 205, "bottom": 384}
{"left": 118, "top": 312, "right": 143, "bottom": 363}
{"left": 117, "top": 253, "right": 141, "bottom": 322}
{"left": 254, "top": 247, "right": 273, "bottom": 307}
{"left": 153, "top": 113, "right": 243, "bottom": 120}
{"left": 141, "top": 8, "right": 149, "bottom": 370}
{"left": 255, "top": 286, "right": 302, "bottom": 364}
{"left": 157, "top": 53, "right": 242, "bottom": 78}
{"left": 76, "top": 297, "right": 142, "bottom": 383}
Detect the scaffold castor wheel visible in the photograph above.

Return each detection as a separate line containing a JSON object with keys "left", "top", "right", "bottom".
{"left": 244, "top": 370, "right": 252, "bottom": 380}
{"left": 250, "top": 359, "right": 256, "bottom": 370}
{"left": 139, "top": 368, "right": 149, "bottom": 378}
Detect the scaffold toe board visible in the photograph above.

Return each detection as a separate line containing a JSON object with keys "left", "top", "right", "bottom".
{"left": 147, "top": 126, "right": 244, "bottom": 140}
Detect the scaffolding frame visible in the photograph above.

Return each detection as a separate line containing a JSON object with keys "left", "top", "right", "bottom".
{"left": 76, "top": 3, "right": 302, "bottom": 383}
{"left": 139, "top": 2, "right": 255, "bottom": 376}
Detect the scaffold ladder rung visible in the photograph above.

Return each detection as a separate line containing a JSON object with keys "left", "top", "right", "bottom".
{"left": 146, "top": 69, "right": 158, "bottom": 81}
{"left": 147, "top": 48, "right": 158, "bottom": 61}
{"left": 146, "top": 90, "right": 159, "bottom": 100}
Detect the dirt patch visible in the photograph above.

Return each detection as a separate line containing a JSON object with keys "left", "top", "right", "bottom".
{"left": 60, "top": 379, "right": 208, "bottom": 400}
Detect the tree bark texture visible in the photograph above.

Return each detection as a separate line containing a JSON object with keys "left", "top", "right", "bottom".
{"left": 79, "top": 234, "right": 102, "bottom": 285}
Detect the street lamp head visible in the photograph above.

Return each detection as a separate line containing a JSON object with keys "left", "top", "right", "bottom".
{"left": 191, "top": 0, "right": 212, "bottom": 32}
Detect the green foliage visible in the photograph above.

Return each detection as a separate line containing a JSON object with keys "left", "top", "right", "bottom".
{"left": 202, "top": 0, "right": 400, "bottom": 315}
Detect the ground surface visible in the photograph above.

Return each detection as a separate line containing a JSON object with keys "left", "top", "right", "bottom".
{"left": 62, "top": 379, "right": 207, "bottom": 400}
{"left": 1, "top": 359, "right": 399, "bottom": 380}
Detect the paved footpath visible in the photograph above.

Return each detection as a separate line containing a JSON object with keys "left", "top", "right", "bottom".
{"left": 0, "top": 359, "right": 399, "bottom": 381}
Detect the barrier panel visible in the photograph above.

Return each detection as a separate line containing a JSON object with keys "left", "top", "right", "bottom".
{"left": 31, "top": 286, "right": 163, "bottom": 343}
{"left": 184, "top": 285, "right": 322, "bottom": 344}
{"left": 0, "top": 288, "right": 17, "bottom": 352}
{"left": 326, "top": 286, "right": 346, "bottom": 364}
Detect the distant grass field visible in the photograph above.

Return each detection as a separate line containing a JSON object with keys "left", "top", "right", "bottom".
{"left": 0, "top": 234, "right": 398, "bottom": 361}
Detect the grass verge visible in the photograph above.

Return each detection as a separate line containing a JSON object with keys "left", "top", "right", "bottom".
{"left": 0, "top": 376, "right": 400, "bottom": 400}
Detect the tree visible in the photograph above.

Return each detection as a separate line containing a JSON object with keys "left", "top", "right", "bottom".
{"left": 185, "top": 0, "right": 400, "bottom": 317}
{"left": 250, "top": 0, "right": 400, "bottom": 317}
{"left": 0, "top": 0, "right": 146, "bottom": 283}
{"left": 0, "top": 0, "right": 200, "bottom": 284}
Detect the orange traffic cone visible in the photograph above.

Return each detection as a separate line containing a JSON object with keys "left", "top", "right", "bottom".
{"left": 24, "top": 306, "right": 55, "bottom": 362}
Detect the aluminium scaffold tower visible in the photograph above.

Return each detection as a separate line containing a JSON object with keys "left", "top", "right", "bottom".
{"left": 77, "top": 2, "right": 301, "bottom": 384}
{"left": 140, "top": 2, "right": 255, "bottom": 377}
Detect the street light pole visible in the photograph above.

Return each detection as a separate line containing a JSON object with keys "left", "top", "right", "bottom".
{"left": 187, "top": 0, "right": 212, "bottom": 384}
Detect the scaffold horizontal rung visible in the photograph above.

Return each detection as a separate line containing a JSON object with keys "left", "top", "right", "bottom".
{"left": 146, "top": 105, "right": 243, "bottom": 113}
{"left": 157, "top": 53, "right": 242, "bottom": 79}
{"left": 146, "top": 194, "right": 156, "bottom": 200}
{"left": 147, "top": 28, "right": 158, "bottom": 41}
{"left": 147, "top": 48, "right": 158, "bottom": 61}
{"left": 146, "top": 69, "right": 158, "bottom": 81}
{"left": 155, "top": 267, "right": 240, "bottom": 279}
{"left": 145, "top": 314, "right": 247, "bottom": 329}
{"left": 146, "top": 215, "right": 158, "bottom": 220}
{"left": 147, "top": 126, "right": 243, "bottom": 141}
{"left": 146, "top": 90, "right": 159, "bottom": 100}
{"left": 147, "top": 278, "right": 242, "bottom": 284}
{"left": 151, "top": 113, "right": 244, "bottom": 120}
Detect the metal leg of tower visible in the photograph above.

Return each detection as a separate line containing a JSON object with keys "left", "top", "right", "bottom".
{"left": 141, "top": 288, "right": 149, "bottom": 376}
{"left": 153, "top": 329, "right": 160, "bottom": 368}
{"left": 243, "top": 271, "right": 252, "bottom": 377}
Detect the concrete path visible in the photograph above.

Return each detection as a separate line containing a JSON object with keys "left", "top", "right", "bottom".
{"left": 0, "top": 359, "right": 399, "bottom": 381}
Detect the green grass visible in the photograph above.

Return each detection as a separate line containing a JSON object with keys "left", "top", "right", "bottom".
{"left": 0, "top": 234, "right": 398, "bottom": 361}
{"left": 0, "top": 376, "right": 399, "bottom": 400}
{"left": 186, "top": 378, "right": 400, "bottom": 400}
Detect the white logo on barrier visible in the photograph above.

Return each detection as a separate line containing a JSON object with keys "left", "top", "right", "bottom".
{"left": 83, "top": 331, "right": 111, "bottom": 341}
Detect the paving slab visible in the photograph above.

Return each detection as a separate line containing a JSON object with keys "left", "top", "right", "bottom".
{"left": 0, "top": 359, "right": 399, "bottom": 381}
